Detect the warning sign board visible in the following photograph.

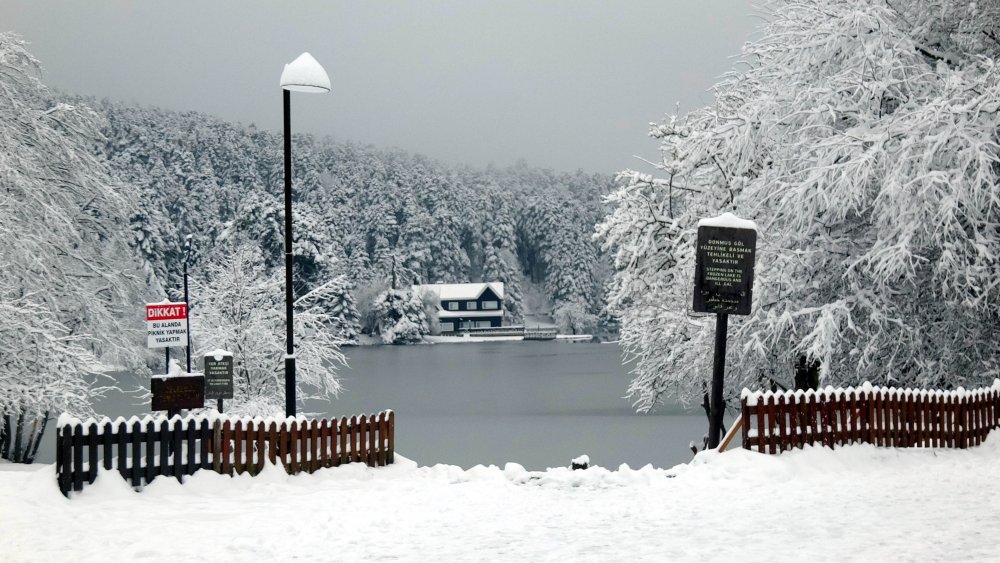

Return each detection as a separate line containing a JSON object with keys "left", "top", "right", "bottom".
{"left": 146, "top": 302, "right": 189, "bottom": 349}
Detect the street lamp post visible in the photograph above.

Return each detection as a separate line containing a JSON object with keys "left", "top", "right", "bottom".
{"left": 279, "top": 52, "right": 330, "bottom": 417}
{"left": 183, "top": 234, "right": 194, "bottom": 374}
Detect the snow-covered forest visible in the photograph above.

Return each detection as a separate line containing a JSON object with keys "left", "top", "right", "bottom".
{"left": 97, "top": 96, "right": 613, "bottom": 338}
{"left": 598, "top": 0, "right": 1000, "bottom": 412}
{"left": 0, "top": 31, "right": 614, "bottom": 459}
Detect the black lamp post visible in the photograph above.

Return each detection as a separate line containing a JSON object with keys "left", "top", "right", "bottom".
{"left": 279, "top": 52, "right": 330, "bottom": 417}
{"left": 183, "top": 234, "right": 194, "bottom": 374}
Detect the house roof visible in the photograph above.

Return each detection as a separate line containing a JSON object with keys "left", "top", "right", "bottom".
{"left": 413, "top": 282, "right": 504, "bottom": 301}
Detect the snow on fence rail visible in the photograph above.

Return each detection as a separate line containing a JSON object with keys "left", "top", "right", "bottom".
{"left": 741, "top": 381, "right": 1000, "bottom": 454}
{"left": 55, "top": 410, "right": 394, "bottom": 496}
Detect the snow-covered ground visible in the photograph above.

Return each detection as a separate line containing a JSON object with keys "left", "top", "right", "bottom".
{"left": 3, "top": 440, "right": 999, "bottom": 562}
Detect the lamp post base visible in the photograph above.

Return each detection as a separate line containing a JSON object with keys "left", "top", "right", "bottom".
{"left": 285, "top": 355, "right": 296, "bottom": 418}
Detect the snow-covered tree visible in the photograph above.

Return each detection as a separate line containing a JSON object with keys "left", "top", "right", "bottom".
{"left": 0, "top": 34, "right": 145, "bottom": 461}
{"left": 553, "top": 301, "right": 598, "bottom": 336}
{"left": 313, "top": 276, "right": 361, "bottom": 345}
{"left": 372, "top": 288, "right": 428, "bottom": 344}
{"left": 190, "top": 244, "right": 346, "bottom": 417}
{"left": 598, "top": 0, "right": 1000, "bottom": 413}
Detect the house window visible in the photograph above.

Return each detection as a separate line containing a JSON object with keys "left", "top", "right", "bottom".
{"left": 466, "top": 301, "right": 478, "bottom": 310}
{"left": 447, "top": 302, "right": 459, "bottom": 311}
{"left": 481, "top": 300, "right": 498, "bottom": 310}
{"left": 474, "top": 321, "right": 492, "bottom": 328}
{"left": 440, "top": 322, "right": 454, "bottom": 332}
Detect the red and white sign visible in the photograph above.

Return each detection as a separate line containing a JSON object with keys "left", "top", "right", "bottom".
{"left": 146, "top": 302, "right": 189, "bottom": 349}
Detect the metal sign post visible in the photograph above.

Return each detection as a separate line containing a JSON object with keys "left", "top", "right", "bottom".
{"left": 692, "top": 213, "right": 758, "bottom": 448}
{"left": 147, "top": 301, "right": 193, "bottom": 417}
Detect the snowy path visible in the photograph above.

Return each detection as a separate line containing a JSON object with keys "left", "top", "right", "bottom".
{"left": 3, "top": 440, "right": 999, "bottom": 562}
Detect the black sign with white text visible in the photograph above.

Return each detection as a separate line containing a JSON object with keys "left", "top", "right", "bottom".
{"left": 204, "top": 355, "right": 234, "bottom": 400}
{"left": 692, "top": 226, "right": 757, "bottom": 315}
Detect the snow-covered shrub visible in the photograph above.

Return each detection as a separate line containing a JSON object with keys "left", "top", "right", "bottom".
{"left": 189, "top": 244, "right": 346, "bottom": 417}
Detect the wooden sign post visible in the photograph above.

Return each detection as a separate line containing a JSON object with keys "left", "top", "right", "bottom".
{"left": 692, "top": 212, "right": 758, "bottom": 448}
{"left": 151, "top": 375, "right": 205, "bottom": 411}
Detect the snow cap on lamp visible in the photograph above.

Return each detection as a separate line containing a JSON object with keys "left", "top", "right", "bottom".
{"left": 280, "top": 52, "right": 331, "bottom": 93}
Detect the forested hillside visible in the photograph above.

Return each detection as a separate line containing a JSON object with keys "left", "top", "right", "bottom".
{"left": 85, "top": 98, "right": 614, "bottom": 339}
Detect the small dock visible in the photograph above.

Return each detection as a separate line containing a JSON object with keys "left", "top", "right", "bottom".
{"left": 523, "top": 327, "right": 558, "bottom": 340}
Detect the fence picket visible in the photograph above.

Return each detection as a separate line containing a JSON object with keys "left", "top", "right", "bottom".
{"left": 288, "top": 421, "right": 299, "bottom": 474}
{"left": 186, "top": 419, "right": 198, "bottom": 474}
{"left": 388, "top": 411, "right": 395, "bottom": 464}
{"left": 359, "top": 414, "right": 369, "bottom": 464}
{"left": 320, "top": 419, "right": 331, "bottom": 469}
{"left": 58, "top": 426, "right": 72, "bottom": 495}
{"left": 234, "top": 420, "right": 245, "bottom": 475}
{"left": 116, "top": 422, "right": 128, "bottom": 479}
{"left": 158, "top": 418, "right": 171, "bottom": 478}
{"left": 961, "top": 396, "right": 970, "bottom": 449}
{"left": 72, "top": 425, "right": 84, "bottom": 493}
{"left": 378, "top": 412, "right": 388, "bottom": 466}
{"left": 265, "top": 422, "right": 276, "bottom": 466}
{"left": 340, "top": 417, "right": 349, "bottom": 465}
{"left": 145, "top": 420, "right": 157, "bottom": 484}
{"left": 87, "top": 423, "right": 99, "bottom": 484}
{"left": 222, "top": 420, "right": 233, "bottom": 476}
{"left": 369, "top": 413, "right": 378, "bottom": 465}
{"left": 347, "top": 416, "right": 358, "bottom": 463}
{"left": 102, "top": 421, "right": 114, "bottom": 471}
{"left": 773, "top": 393, "right": 788, "bottom": 452}
{"left": 130, "top": 420, "right": 142, "bottom": 488}
{"left": 944, "top": 396, "right": 954, "bottom": 448}
{"left": 789, "top": 395, "right": 799, "bottom": 451}
{"left": 936, "top": 394, "right": 944, "bottom": 448}
{"left": 754, "top": 400, "right": 765, "bottom": 453}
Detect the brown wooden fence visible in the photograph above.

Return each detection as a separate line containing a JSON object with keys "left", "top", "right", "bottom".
{"left": 56, "top": 411, "right": 394, "bottom": 496}
{"left": 742, "top": 381, "right": 1000, "bottom": 454}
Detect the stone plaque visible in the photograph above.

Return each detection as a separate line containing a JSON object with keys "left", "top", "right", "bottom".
{"left": 151, "top": 375, "right": 205, "bottom": 411}
{"left": 692, "top": 225, "right": 757, "bottom": 315}
{"left": 204, "top": 355, "right": 234, "bottom": 400}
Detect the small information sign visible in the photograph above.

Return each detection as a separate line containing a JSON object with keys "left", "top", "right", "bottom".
{"left": 151, "top": 375, "right": 205, "bottom": 411}
{"left": 146, "top": 302, "right": 189, "bottom": 349}
{"left": 204, "top": 351, "right": 234, "bottom": 400}
{"left": 692, "top": 216, "right": 757, "bottom": 316}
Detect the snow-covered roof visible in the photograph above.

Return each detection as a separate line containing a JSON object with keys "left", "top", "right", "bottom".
{"left": 413, "top": 282, "right": 504, "bottom": 301}
{"left": 697, "top": 212, "right": 758, "bottom": 231}
{"left": 438, "top": 310, "right": 505, "bottom": 319}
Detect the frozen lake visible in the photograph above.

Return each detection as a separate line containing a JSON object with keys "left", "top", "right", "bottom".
{"left": 40, "top": 342, "right": 710, "bottom": 470}
{"left": 310, "top": 341, "right": 707, "bottom": 470}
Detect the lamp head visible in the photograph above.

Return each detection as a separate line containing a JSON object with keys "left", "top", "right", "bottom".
{"left": 280, "top": 52, "right": 331, "bottom": 93}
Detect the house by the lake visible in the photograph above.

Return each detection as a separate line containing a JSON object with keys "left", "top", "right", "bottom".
{"left": 413, "top": 282, "right": 504, "bottom": 333}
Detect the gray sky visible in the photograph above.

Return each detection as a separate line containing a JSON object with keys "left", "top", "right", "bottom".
{"left": 3, "top": 0, "right": 759, "bottom": 174}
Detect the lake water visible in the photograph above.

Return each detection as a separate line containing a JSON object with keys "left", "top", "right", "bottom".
{"left": 40, "top": 342, "right": 710, "bottom": 470}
